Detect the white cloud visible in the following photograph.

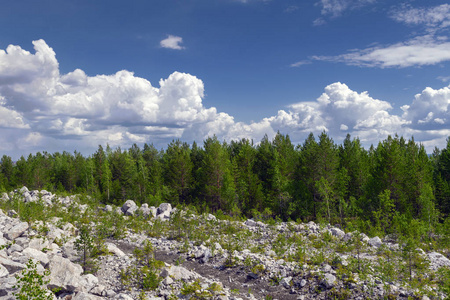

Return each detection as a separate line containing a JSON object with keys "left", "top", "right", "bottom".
{"left": 390, "top": 4, "right": 450, "bottom": 32}
{"left": 312, "top": 4, "right": 450, "bottom": 67}
{"left": 316, "top": 0, "right": 375, "bottom": 18}
{"left": 1, "top": 39, "right": 450, "bottom": 158}
{"left": 312, "top": 35, "right": 450, "bottom": 68}
{"left": 402, "top": 85, "right": 450, "bottom": 130}
{"left": 262, "top": 82, "right": 406, "bottom": 145}
{"left": 438, "top": 76, "right": 450, "bottom": 83}
{"left": 160, "top": 35, "right": 185, "bottom": 50}
{"left": 290, "top": 60, "right": 311, "bottom": 68}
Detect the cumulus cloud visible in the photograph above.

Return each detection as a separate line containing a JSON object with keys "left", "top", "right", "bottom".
{"left": 312, "top": 35, "right": 450, "bottom": 68}
{"left": 402, "top": 85, "right": 450, "bottom": 130}
{"left": 0, "top": 39, "right": 449, "bottom": 158}
{"left": 160, "top": 35, "right": 185, "bottom": 50}
{"left": 0, "top": 40, "right": 224, "bottom": 156}
{"left": 263, "top": 82, "right": 407, "bottom": 144}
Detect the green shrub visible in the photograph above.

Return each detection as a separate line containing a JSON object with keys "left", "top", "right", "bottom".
{"left": 13, "top": 259, "right": 53, "bottom": 300}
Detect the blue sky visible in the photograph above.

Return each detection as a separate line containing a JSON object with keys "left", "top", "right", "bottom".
{"left": 1, "top": 0, "right": 450, "bottom": 158}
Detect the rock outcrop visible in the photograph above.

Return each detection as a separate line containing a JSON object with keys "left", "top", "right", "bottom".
{"left": 0, "top": 186, "right": 447, "bottom": 300}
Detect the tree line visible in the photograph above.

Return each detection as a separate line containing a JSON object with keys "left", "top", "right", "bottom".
{"left": 1, "top": 132, "right": 449, "bottom": 236}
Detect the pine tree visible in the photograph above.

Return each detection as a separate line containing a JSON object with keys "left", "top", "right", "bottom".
{"left": 202, "top": 136, "right": 235, "bottom": 212}
{"left": 163, "top": 140, "right": 193, "bottom": 204}
{"left": 231, "top": 139, "right": 264, "bottom": 214}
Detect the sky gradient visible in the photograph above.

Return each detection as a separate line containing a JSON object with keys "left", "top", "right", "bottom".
{"left": 1, "top": 0, "right": 450, "bottom": 159}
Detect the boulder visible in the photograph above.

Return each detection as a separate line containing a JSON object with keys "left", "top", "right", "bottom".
{"left": 0, "top": 265, "right": 9, "bottom": 278}
{"left": 0, "top": 257, "right": 26, "bottom": 273}
{"left": 121, "top": 200, "right": 137, "bottom": 214}
{"left": 206, "top": 214, "right": 216, "bottom": 221}
{"left": 157, "top": 203, "right": 172, "bottom": 218}
{"left": 22, "top": 247, "right": 49, "bottom": 267}
{"left": 47, "top": 255, "right": 83, "bottom": 292}
{"left": 427, "top": 251, "right": 450, "bottom": 270}
{"left": 42, "top": 195, "right": 53, "bottom": 205}
{"left": 244, "top": 219, "right": 257, "bottom": 227}
{"left": 19, "top": 186, "right": 29, "bottom": 194}
{"left": 125, "top": 205, "right": 138, "bottom": 216}
{"left": 46, "top": 226, "right": 65, "bottom": 241}
{"left": 280, "top": 276, "right": 292, "bottom": 289}
{"left": 6, "top": 243, "right": 23, "bottom": 255}
{"left": 320, "top": 273, "right": 336, "bottom": 289}
{"left": 360, "top": 233, "right": 370, "bottom": 243}
{"left": 138, "top": 204, "right": 151, "bottom": 217}
{"left": 59, "top": 196, "right": 72, "bottom": 206}
{"left": 78, "top": 273, "right": 99, "bottom": 293}
{"left": 368, "top": 236, "right": 383, "bottom": 248}
{"left": 14, "top": 237, "right": 29, "bottom": 248}
{"left": 4, "top": 222, "right": 29, "bottom": 240}
{"left": 28, "top": 237, "right": 51, "bottom": 251}
{"left": 160, "top": 265, "right": 195, "bottom": 281}
{"left": 149, "top": 206, "right": 157, "bottom": 218}
{"left": 0, "top": 193, "right": 9, "bottom": 202}
{"left": 61, "top": 239, "right": 78, "bottom": 262}
{"left": 115, "top": 207, "right": 123, "bottom": 215}
{"left": 23, "top": 192, "right": 33, "bottom": 203}
{"left": 90, "top": 284, "right": 106, "bottom": 296}
{"left": 330, "top": 227, "right": 345, "bottom": 239}
{"left": 105, "top": 242, "right": 126, "bottom": 257}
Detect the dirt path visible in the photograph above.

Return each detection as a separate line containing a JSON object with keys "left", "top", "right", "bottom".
{"left": 110, "top": 239, "right": 299, "bottom": 300}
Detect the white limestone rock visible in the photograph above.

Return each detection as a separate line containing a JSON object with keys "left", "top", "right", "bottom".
{"left": 368, "top": 236, "right": 383, "bottom": 248}
{"left": 160, "top": 265, "right": 195, "bottom": 281}
{"left": 121, "top": 200, "right": 137, "bottom": 214}
{"left": 157, "top": 203, "right": 172, "bottom": 219}
{"left": 47, "top": 255, "right": 83, "bottom": 292}
{"left": 330, "top": 227, "right": 345, "bottom": 239}
{"left": 22, "top": 247, "right": 50, "bottom": 267}
{"left": 105, "top": 242, "right": 126, "bottom": 257}
{"left": 0, "top": 256, "right": 26, "bottom": 273}
{"left": 4, "top": 221, "right": 29, "bottom": 240}
{"left": 320, "top": 273, "right": 336, "bottom": 289}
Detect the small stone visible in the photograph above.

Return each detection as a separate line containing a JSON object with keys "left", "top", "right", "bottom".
{"left": 281, "top": 276, "right": 292, "bottom": 289}
{"left": 300, "top": 279, "right": 307, "bottom": 288}
{"left": 321, "top": 273, "right": 336, "bottom": 289}
{"left": 322, "top": 264, "right": 332, "bottom": 273}
{"left": 163, "top": 276, "right": 174, "bottom": 285}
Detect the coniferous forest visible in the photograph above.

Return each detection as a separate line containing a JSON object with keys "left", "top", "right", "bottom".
{"left": 1, "top": 132, "right": 449, "bottom": 238}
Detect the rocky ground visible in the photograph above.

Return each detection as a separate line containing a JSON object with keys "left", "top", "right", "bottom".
{"left": 0, "top": 187, "right": 449, "bottom": 299}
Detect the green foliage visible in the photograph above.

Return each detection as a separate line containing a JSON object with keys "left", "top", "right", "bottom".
{"left": 13, "top": 259, "right": 53, "bottom": 300}
{"left": 437, "top": 267, "right": 450, "bottom": 299}
{"left": 0, "top": 133, "right": 449, "bottom": 256}
{"left": 372, "top": 189, "right": 395, "bottom": 235}
{"left": 74, "top": 224, "right": 102, "bottom": 274}
{"left": 181, "top": 280, "right": 225, "bottom": 299}
{"left": 120, "top": 240, "right": 163, "bottom": 291}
